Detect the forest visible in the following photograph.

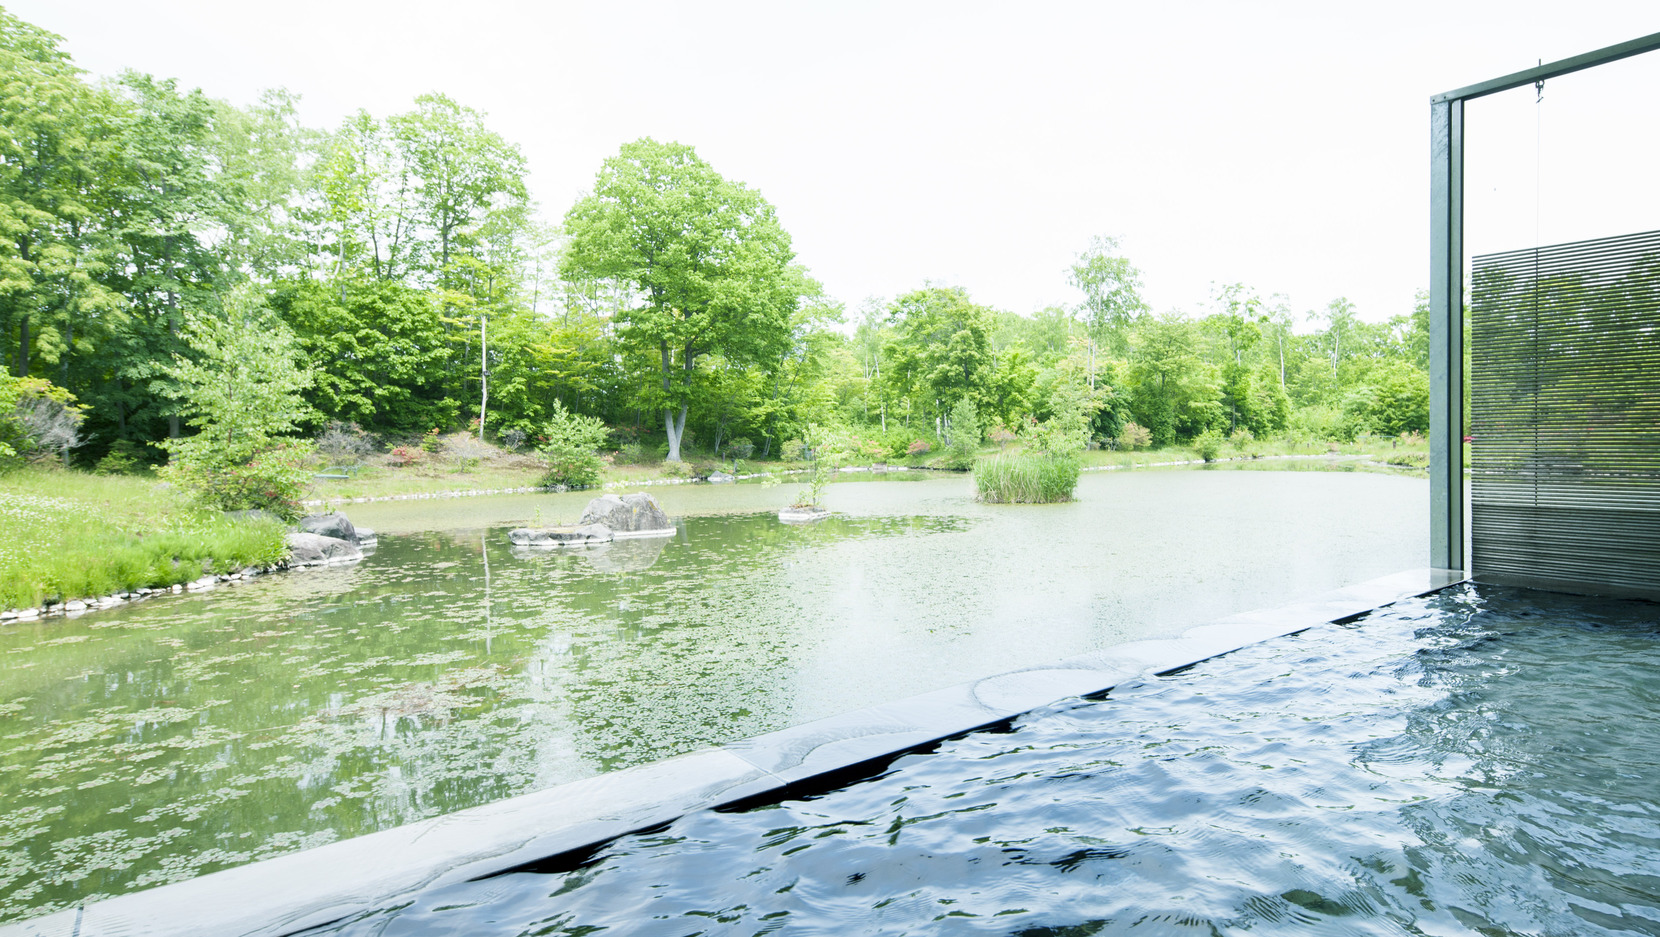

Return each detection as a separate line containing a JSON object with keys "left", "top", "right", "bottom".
{"left": 0, "top": 8, "right": 1433, "bottom": 485}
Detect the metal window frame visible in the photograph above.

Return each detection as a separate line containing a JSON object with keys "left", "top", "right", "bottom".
{"left": 1428, "top": 30, "right": 1660, "bottom": 571}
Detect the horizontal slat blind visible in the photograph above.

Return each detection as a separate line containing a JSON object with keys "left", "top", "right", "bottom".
{"left": 1470, "top": 229, "right": 1660, "bottom": 599}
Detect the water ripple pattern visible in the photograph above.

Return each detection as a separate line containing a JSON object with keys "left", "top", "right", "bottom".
{"left": 308, "top": 585, "right": 1660, "bottom": 936}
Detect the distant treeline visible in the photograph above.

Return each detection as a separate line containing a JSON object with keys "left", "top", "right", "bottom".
{"left": 1, "top": 9, "right": 1432, "bottom": 468}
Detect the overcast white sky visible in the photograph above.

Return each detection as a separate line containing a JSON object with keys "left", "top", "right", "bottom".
{"left": 11, "top": 1, "right": 1660, "bottom": 325}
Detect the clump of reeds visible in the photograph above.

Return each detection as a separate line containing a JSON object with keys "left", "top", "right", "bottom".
{"left": 973, "top": 451, "right": 1081, "bottom": 503}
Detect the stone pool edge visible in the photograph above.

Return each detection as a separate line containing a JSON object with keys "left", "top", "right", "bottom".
{"left": 4, "top": 566, "right": 1465, "bottom": 937}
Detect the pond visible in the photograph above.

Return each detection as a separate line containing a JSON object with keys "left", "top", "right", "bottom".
{"left": 304, "top": 583, "right": 1660, "bottom": 936}
{"left": 0, "top": 467, "right": 1427, "bottom": 923}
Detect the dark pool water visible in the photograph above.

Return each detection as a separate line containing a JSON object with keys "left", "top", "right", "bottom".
{"left": 306, "top": 584, "right": 1660, "bottom": 936}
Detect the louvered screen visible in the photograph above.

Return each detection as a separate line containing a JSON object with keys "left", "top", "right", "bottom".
{"left": 1469, "top": 229, "right": 1660, "bottom": 599}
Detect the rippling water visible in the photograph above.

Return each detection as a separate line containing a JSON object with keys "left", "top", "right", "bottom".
{"left": 307, "top": 585, "right": 1660, "bottom": 936}
{"left": 0, "top": 471, "right": 1427, "bottom": 922}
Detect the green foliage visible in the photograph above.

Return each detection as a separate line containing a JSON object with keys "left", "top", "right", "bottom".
{"left": 93, "top": 439, "right": 149, "bottom": 475}
{"left": 793, "top": 424, "right": 843, "bottom": 507}
{"left": 942, "top": 398, "right": 982, "bottom": 470}
{"left": 0, "top": 470, "right": 287, "bottom": 608}
{"left": 537, "top": 400, "right": 608, "bottom": 488}
{"left": 0, "top": 7, "right": 1452, "bottom": 488}
{"left": 0, "top": 376, "right": 83, "bottom": 470}
{"left": 1192, "top": 429, "right": 1224, "bottom": 462}
{"left": 155, "top": 287, "right": 315, "bottom": 465}
{"left": 270, "top": 279, "right": 457, "bottom": 435}
{"left": 725, "top": 436, "right": 754, "bottom": 460}
{"left": 160, "top": 440, "right": 315, "bottom": 520}
{"left": 1117, "top": 421, "right": 1152, "bottom": 451}
{"left": 974, "top": 452, "right": 1081, "bottom": 504}
{"left": 562, "top": 137, "right": 808, "bottom": 462}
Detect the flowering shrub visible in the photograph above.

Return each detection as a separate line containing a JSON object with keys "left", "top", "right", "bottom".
{"left": 388, "top": 446, "right": 421, "bottom": 467}
{"left": 906, "top": 439, "right": 930, "bottom": 456}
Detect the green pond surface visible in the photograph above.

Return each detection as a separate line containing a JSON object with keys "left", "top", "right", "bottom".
{"left": 0, "top": 467, "right": 1427, "bottom": 922}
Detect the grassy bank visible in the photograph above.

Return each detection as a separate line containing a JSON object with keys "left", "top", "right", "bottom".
{"left": 0, "top": 470, "right": 287, "bottom": 610}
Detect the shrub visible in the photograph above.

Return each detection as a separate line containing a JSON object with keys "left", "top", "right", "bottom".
{"left": 990, "top": 425, "right": 1018, "bottom": 449}
{"left": 316, "top": 420, "right": 375, "bottom": 463}
{"left": 659, "top": 459, "right": 692, "bottom": 479}
{"left": 388, "top": 445, "right": 422, "bottom": 467}
{"left": 0, "top": 376, "right": 83, "bottom": 470}
{"left": 792, "top": 424, "right": 843, "bottom": 508}
{"left": 725, "top": 436, "right": 754, "bottom": 460}
{"left": 1192, "top": 429, "right": 1224, "bottom": 462}
{"left": 420, "top": 428, "right": 442, "bottom": 453}
{"left": 1116, "top": 422, "right": 1152, "bottom": 451}
{"left": 942, "top": 399, "right": 981, "bottom": 470}
{"left": 159, "top": 441, "right": 316, "bottom": 521}
{"left": 974, "top": 452, "right": 1081, "bottom": 503}
{"left": 781, "top": 438, "right": 807, "bottom": 461}
{"left": 500, "top": 427, "right": 527, "bottom": 450}
{"left": 93, "top": 440, "right": 150, "bottom": 476}
{"left": 613, "top": 441, "right": 646, "bottom": 465}
{"left": 538, "top": 401, "right": 609, "bottom": 488}
{"left": 905, "top": 439, "right": 931, "bottom": 457}
{"left": 1228, "top": 427, "right": 1257, "bottom": 456}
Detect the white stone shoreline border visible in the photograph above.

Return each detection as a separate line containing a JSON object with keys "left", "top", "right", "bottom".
{"left": 0, "top": 553, "right": 368, "bottom": 625}
{"left": 0, "top": 567, "right": 1465, "bottom": 937}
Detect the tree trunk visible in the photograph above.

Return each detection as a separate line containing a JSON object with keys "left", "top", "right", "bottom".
{"left": 663, "top": 403, "right": 688, "bottom": 462}
{"left": 478, "top": 314, "right": 488, "bottom": 439}
{"left": 14, "top": 314, "right": 28, "bottom": 377}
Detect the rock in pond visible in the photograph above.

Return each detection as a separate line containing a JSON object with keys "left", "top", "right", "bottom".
{"left": 707, "top": 471, "right": 736, "bottom": 483}
{"left": 778, "top": 505, "right": 832, "bottom": 523}
{"left": 577, "top": 493, "right": 675, "bottom": 538}
{"left": 285, "top": 531, "right": 363, "bottom": 565}
{"left": 508, "top": 524, "right": 613, "bottom": 547}
{"left": 299, "top": 512, "right": 357, "bottom": 542}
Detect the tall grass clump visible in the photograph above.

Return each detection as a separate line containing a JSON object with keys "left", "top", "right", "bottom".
{"left": 0, "top": 470, "right": 287, "bottom": 609}
{"left": 974, "top": 451, "right": 1081, "bottom": 503}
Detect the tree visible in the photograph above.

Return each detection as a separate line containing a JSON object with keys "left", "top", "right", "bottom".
{"left": 1068, "top": 235, "right": 1145, "bottom": 386}
{"left": 562, "top": 138, "right": 805, "bottom": 461}
{"left": 884, "top": 286, "right": 995, "bottom": 433}
{"left": 0, "top": 11, "right": 124, "bottom": 384}
{"left": 156, "top": 285, "right": 313, "bottom": 463}
{"left": 1127, "top": 314, "right": 1221, "bottom": 446}
{"left": 269, "top": 278, "right": 456, "bottom": 435}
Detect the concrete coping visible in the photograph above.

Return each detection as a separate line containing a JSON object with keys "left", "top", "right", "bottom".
{"left": 3, "top": 567, "right": 1466, "bottom": 937}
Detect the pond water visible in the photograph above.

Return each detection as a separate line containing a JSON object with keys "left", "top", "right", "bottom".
{"left": 304, "top": 583, "right": 1660, "bottom": 937}
{"left": 0, "top": 468, "right": 1426, "bottom": 923}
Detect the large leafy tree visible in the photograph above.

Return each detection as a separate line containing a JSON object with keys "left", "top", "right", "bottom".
{"left": 562, "top": 138, "right": 806, "bottom": 461}
{"left": 0, "top": 11, "right": 123, "bottom": 384}
{"left": 883, "top": 286, "right": 996, "bottom": 434}
{"left": 269, "top": 278, "right": 456, "bottom": 435}
{"left": 1068, "top": 235, "right": 1145, "bottom": 384}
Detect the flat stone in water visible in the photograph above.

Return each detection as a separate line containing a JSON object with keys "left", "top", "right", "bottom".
{"left": 507, "top": 523, "right": 613, "bottom": 547}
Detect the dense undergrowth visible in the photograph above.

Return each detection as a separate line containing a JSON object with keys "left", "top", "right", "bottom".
{"left": 0, "top": 470, "right": 287, "bottom": 609}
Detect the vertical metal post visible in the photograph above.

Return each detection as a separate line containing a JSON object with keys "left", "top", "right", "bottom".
{"left": 1429, "top": 99, "right": 1465, "bottom": 571}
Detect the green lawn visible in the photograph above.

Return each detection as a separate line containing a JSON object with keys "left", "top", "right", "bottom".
{"left": 0, "top": 470, "right": 286, "bottom": 610}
